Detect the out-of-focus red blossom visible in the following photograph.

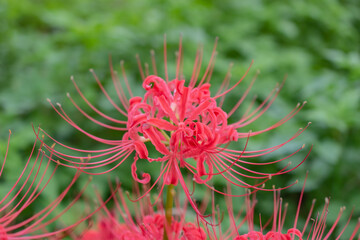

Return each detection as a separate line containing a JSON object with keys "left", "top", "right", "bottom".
{"left": 80, "top": 185, "right": 206, "bottom": 240}
{"left": 0, "top": 131, "right": 107, "bottom": 240}
{"left": 81, "top": 214, "right": 206, "bottom": 240}
{"left": 233, "top": 229, "right": 302, "bottom": 240}
{"left": 38, "top": 37, "right": 311, "bottom": 217}
{"left": 226, "top": 174, "right": 360, "bottom": 240}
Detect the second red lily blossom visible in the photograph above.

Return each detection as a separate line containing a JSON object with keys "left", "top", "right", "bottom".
{"left": 37, "top": 37, "right": 311, "bottom": 216}
{"left": 79, "top": 173, "right": 360, "bottom": 240}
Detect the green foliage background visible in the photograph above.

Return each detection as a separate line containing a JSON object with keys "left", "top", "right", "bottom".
{"left": 0, "top": 0, "right": 359, "bottom": 238}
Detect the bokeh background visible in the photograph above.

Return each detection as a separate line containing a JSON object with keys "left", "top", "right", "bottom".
{"left": 1, "top": 0, "right": 359, "bottom": 238}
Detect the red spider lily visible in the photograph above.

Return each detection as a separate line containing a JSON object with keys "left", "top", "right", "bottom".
{"left": 37, "top": 37, "right": 311, "bottom": 218}
{"left": 78, "top": 178, "right": 360, "bottom": 240}
{"left": 80, "top": 184, "right": 207, "bottom": 240}
{"left": 0, "top": 130, "right": 110, "bottom": 239}
{"left": 225, "top": 173, "right": 360, "bottom": 240}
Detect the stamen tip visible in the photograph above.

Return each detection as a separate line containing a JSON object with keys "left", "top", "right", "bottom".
{"left": 66, "top": 92, "right": 71, "bottom": 98}
{"left": 8, "top": 129, "right": 11, "bottom": 134}
{"left": 302, "top": 144, "right": 306, "bottom": 149}
{"left": 56, "top": 103, "right": 61, "bottom": 107}
{"left": 46, "top": 98, "right": 51, "bottom": 103}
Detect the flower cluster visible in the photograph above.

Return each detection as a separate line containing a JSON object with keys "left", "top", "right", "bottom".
{"left": 78, "top": 177, "right": 360, "bottom": 240}
{"left": 1, "top": 38, "right": 358, "bottom": 240}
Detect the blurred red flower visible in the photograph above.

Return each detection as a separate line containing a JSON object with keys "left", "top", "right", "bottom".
{"left": 80, "top": 184, "right": 206, "bottom": 240}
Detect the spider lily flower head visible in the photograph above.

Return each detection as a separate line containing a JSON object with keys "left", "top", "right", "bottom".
{"left": 39, "top": 37, "right": 311, "bottom": 217}
{"left": 0, "top": 130, "right": 103, "bottom": 239}
{"left": 80, "top": 183, "right": 207, "bottom": 240}
{"left": 226, "top": 173, "right": 360, "bottom": 240}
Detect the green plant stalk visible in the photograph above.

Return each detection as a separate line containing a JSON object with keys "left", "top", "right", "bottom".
{"left": 163, "top": 184, "right": 174, "bottom": 240}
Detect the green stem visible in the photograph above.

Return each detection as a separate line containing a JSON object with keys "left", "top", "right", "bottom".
{"left": 163, "top": 184, "right": 174, "bottom": 240}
